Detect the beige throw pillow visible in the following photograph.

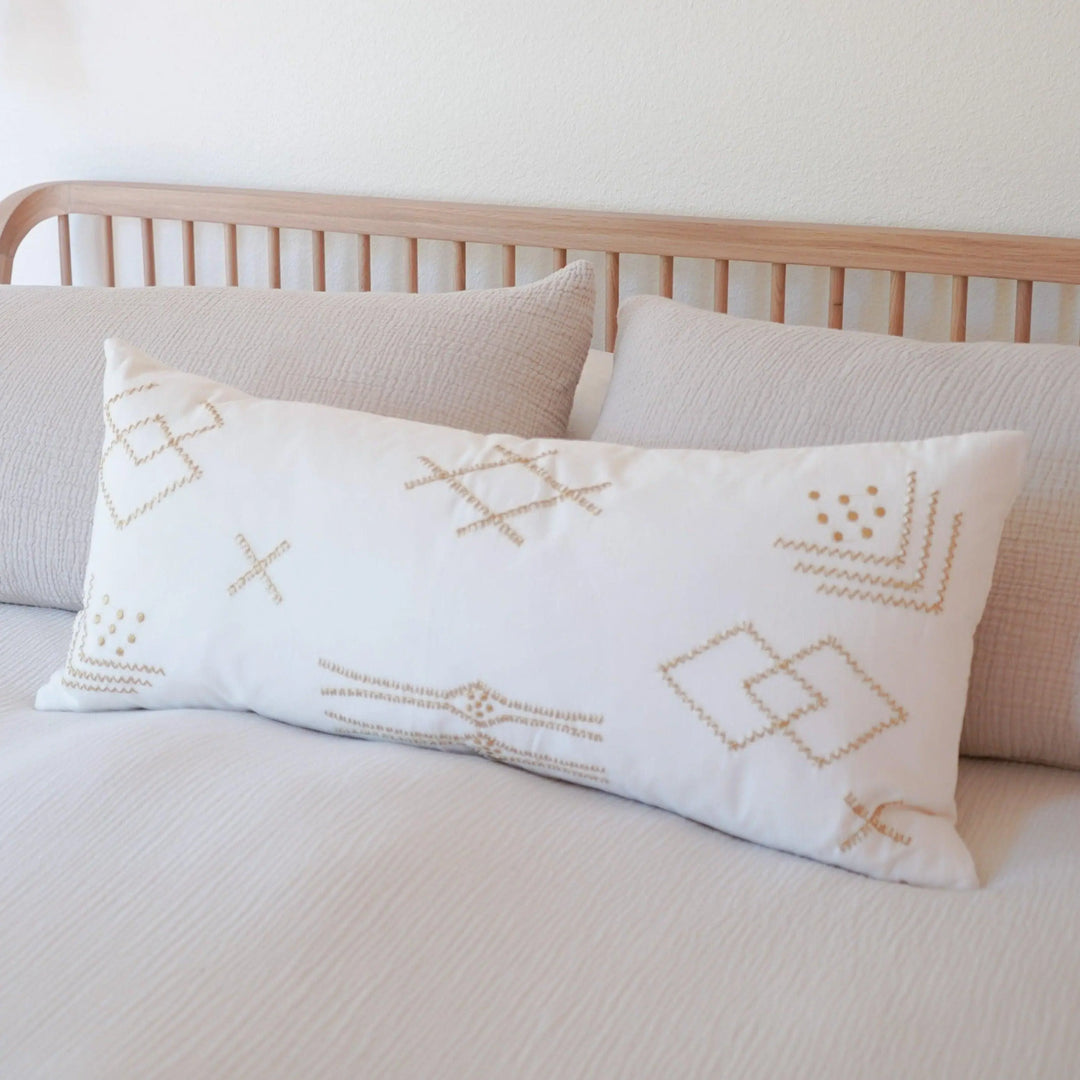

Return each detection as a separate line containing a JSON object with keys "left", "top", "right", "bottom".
{"left": 593, "top": 296, "right": 1080, "bottom": 769}
{"left": 0, "top": 263, "right": 594, "bottom": 611}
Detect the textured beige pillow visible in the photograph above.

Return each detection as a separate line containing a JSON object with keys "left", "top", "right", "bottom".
{"left": 593, "top": 296, "right": 1080, "bottom": 770}
{"left": 0, "top": 263, "right": 594, "bottom": 611}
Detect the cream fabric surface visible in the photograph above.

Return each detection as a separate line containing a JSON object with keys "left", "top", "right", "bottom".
{"left": 0, "top": 265, "right": 595, "bottom": 611}
{"left": 566, "top": 348, "right": 613, "bottom": 438}
{"left": 39, "top": 342, "right": 1026, "bottom": 886}
{"left": 5, "top": 602, "right": 1080, "bottom": 1079}
{"left": 594, "top": 297, "right": 1080, "bottom": 770}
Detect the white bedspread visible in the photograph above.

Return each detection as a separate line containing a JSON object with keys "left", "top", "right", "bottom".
{"left": 2, "top": 602, "right": 1078, "bottom": 1078}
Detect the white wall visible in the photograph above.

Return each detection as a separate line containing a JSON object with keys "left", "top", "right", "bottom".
{"left": 2, "top": 0, "right": 1078, "bottom": 341}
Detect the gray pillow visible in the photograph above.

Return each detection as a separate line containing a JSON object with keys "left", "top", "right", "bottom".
{"left": 0, "top": 262, "right": 594, "bottom": 611}
{"left": 594, "top": 294, "right": 1080, "bottom": 771}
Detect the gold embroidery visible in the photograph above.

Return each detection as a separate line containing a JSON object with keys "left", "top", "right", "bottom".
{"left": 743, "top": 650, "right": 828, "bottom": 737}
{"left": 660, "top": 624, "right": 807, "bottom": 751}
{"left": 62, "top": 577, "right": 164, "bottom": 695}
{"left": 319, "top": 659, "right": 606, "bottom": 783}
{"left": 325, "top": 714, "right": 606, "bottom": 784}
{"left": 405, "top": 445, "right": 611, "bottom": 547}
{"left": 839, "top": 793, "right": 912, "bottom": 852}
{"left": 816, "top": 488, "right": 884, "bottom": 543}
{"left": 795, "top": 490, "right": 941, "bottom": 592}
{"left": 227, "top": 534, "right": 291, "bottom": 604}
{"left": 659, "top": 623, "right": 906, "bottom": 767}
{"left": 99, "top": 382, "right": 224, "bottom": 529}
{"left": 777, "top": 472, "right": 963, "bottom": 615}
{"left": 814, "top": 512, "right": 962, "bottom": 614}
{"left": 779, "top": 638, "right": 908, "bottom": 766}
{"left": 779, "top": 472, "right": 916, "bottom": 565}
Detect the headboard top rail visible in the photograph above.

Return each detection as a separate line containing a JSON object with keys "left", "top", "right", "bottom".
{"left": 2, "top": 179, "right": 1078, "bottom": 348}
{"left": 3, "top": 180, "right": 1079, "bottom": 284}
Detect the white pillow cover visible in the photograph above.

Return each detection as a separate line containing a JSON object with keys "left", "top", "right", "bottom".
{"left": 38, "top": 341, "right": 1027, "bottom": 887}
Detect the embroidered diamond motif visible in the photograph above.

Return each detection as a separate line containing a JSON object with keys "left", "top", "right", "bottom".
{"left": 99, "top": 381, "right": 224, "bottom": 530}
{"left": 659, "top": 622, "right": 906, "bottom": 767}
{"left": 744, "top": 662, "right": 827, "bottom": 731}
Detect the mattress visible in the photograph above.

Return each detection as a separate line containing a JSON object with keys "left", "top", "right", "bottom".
{"left": 2, "top": 600, "right": 1079, "bottom": 1078}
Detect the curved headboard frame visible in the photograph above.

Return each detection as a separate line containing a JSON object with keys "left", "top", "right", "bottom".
{"left": 2, "top": 179, "right": 1079, "bottom": 349}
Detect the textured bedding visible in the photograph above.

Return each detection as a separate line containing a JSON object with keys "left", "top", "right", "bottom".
{"left": 2, "top": 601, "right": 1079, "bottom": 1078}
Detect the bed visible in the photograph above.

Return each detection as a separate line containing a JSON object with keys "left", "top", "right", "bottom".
{"left": 2, "top": 182, "right": 1079, "bottom": 1078}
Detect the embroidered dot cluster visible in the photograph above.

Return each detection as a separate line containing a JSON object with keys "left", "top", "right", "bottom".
{"left": 464, "top": 685, "right": 496, "bottom": 718}
{"left": 809, "top": 486, "right": 887, "bottom": 544}
{"left": 90, "top": 593, "right": 146, "bottom": 657}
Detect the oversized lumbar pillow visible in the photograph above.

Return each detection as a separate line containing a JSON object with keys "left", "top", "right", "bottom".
{"left": 38, "top": 340, "right": 1027, "bottom": 888}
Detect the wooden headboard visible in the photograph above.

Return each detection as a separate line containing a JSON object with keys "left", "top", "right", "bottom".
{"left": 2, "top": 180, "right": 1078, "bottom": 350}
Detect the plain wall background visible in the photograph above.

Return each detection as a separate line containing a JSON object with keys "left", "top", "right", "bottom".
{"left": 2, "top": 0, "right": 1078, "bottom": 341}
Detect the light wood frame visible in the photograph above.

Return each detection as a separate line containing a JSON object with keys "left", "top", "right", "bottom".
{"left": 2, "top": 180, "right": 1079, "bottom": 350}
